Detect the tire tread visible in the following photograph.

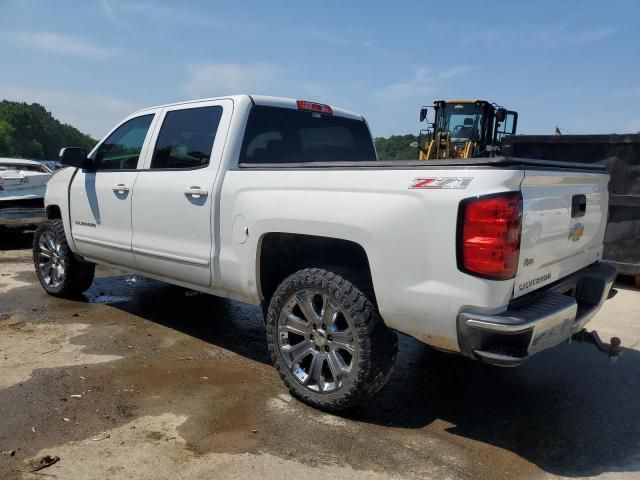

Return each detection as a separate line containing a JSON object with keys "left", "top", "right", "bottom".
{"left": 266, "top": 268, "right": 397, "bottom": 411}
{"left": 33, "top": 219, "right": 95, "bottom": 297}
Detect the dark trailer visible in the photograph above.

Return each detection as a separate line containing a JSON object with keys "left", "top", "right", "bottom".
{"left": 504, "top": 134, "right": 640, "bottom": 281}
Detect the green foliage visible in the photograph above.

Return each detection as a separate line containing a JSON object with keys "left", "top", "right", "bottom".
{"left": 374, "top": 134, "right": 419, "bottom": 160}
{"left": 0, "top": 120, "right": 15, "bottom": 157}
{"left": 0, "top": 101, "right": 96, "bottom": 160}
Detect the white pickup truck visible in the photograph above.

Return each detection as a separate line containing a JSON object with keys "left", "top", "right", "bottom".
{"left": 35, "top": 95, "right": 616, "bottom": 410}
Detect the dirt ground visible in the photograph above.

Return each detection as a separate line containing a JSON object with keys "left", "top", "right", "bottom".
{"left": 1, "top": 230, "right": 639, "bottom": 480}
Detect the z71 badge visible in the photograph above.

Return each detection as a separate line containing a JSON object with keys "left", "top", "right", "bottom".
{"left": 409, "top": 177, "right": 473, "bottom": 189}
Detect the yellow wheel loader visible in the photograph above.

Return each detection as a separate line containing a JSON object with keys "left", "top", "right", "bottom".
{"left": 418, "top": 100, "right": 518, "bottom": 159}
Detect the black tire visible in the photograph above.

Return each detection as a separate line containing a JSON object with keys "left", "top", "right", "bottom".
{"left": 266, "top": 268, "right": 397, "bottom": 411}
{"left": 33, "top": 219, "right": 95, "bottom": 297}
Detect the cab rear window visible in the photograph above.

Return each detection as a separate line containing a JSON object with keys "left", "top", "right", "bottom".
{"left": 240, "top": 106, "right": 376, "bottom": 164}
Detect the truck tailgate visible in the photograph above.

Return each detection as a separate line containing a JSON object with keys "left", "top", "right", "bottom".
{"left": 515, "top": 169, "right": 609, "bottom": 297}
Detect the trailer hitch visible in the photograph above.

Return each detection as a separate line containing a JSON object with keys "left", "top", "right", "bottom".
{"left": 572, "top": 329, "right": 622, "bottom": 363}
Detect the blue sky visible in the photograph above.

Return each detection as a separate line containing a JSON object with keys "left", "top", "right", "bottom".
{"left": 1, "top": 0, "right": 639, "bottom": 139}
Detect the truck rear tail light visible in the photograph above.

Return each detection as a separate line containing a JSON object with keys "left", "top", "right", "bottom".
{"left": 458, "top": 192, "right": 522, "bottom": 280}
{"left": 297, "top": 100, "right": 333, "bottom": 115}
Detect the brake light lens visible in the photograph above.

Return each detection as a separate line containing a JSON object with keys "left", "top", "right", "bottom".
{"left": 459, "top": 192, "right": 522, "bottom": 280}
{"left": 297, "top": 100, "right": 333, "bottom": 115}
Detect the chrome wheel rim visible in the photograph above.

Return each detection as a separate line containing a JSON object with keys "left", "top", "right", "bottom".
{"left": 278, "top": 290, "right": 356, "bottom": 393}
{"left": 37, "top": 231, "right": 65, "bottom": 288}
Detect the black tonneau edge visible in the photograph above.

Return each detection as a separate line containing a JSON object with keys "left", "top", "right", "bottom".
{"left": 237, "top": 156, "right": 608, "bottom": 172}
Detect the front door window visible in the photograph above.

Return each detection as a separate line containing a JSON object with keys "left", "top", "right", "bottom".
{"left": 93, "top": 114, "right": 154, "bottom": 170}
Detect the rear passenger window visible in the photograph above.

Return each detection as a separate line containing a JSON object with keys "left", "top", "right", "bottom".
{"left": 150, "top": 106, "right": 222, "bottom": 169}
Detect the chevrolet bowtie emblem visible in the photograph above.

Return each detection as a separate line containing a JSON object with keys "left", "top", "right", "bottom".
{"left": 568, "top": 223, "right": 585, "bottom": 242}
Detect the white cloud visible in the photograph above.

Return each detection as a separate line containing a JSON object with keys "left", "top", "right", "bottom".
{"left": 376, "top": 66, "right": 471, "bottom": 99}
{"left": 6, "top": 32, "right": 113, "bottom": 58}
{"left": 522, "top": 27, "right": 615, "bottom": 48}
{"left": 302, "top": 26, "right": 374, "bottom": 49}
{"left": 182, "top": 62, "right": 324, "bottom": 100}
{"left": 100, "top": 0, "right": 120, "bottom": 26}
{"left": 183, "top": 63, "right": 285, "bottom": 98}
{"left": 460, "top": 26, "right": 615, "bottom": 48}
{"left": 0, "top": 85, "right": 140, "bottom": 138}
{"left": 101, "top": 0, "right": 226, "bottom": 29}
{"left": 459, "top": 30, "right": 504, "bottom": 46}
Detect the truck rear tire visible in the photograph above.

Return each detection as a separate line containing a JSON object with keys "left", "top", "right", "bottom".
{"left": 33, "top": 219, "right": 95, "bottom": 298}
{"left": 266, "top": 268, "right": 397, "bottom": 411}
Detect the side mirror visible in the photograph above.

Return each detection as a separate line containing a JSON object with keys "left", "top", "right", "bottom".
{"left": 495, "top": 108, "right": 506, "bottom": 123}
{"left": 419, "top": 107, "right": 429, "bottom": 122}
{"left": 59, "top": 147, "right": 91, "bottom": 168}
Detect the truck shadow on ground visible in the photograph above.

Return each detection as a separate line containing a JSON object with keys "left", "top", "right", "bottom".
{"left": 353, "top": 332, "right": 640, "bottom": 477}
{"left": 87, "top": 274, "right": 640, "bottom": 478}
{"left": 90, "top": 275, "right": 272, "bottom": 366}
{"left": 0, "top": 229, "right": 34, "bottom": 250}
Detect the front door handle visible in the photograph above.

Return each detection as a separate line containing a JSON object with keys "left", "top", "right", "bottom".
{"left": 184, "top": 186, "right": 208, "bottom": 199}
{"left": 113, "top": 184, "right": 130, "bottom": 194}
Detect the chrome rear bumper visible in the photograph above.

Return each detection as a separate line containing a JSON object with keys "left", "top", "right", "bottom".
{"left": 457, "top": 263, "right": 617, "bottom": 366}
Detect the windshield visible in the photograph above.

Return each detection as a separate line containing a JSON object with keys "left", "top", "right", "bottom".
{"left": 436, "top": 103, "right": 483, "bottom": 141}
{"left": 240, "top": 106, "right": 376, "bottom": 164}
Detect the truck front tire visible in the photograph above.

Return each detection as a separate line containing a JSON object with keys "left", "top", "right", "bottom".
{"left": 33, "top": 219, "right": 95, "bottom": 297}
{"left": 266, "top": 268, "right": 397, "bottom": 411}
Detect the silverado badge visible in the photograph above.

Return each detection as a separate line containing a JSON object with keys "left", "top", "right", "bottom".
{"left": 568, "top": 223, "right": 584, "bottom": 242}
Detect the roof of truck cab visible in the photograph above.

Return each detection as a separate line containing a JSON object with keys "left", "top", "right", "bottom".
{"left": 435, "top": 99, "right": 488, "bottom": 104}
{"left": 132, "top": 95, "right": 364, "bottom": 121}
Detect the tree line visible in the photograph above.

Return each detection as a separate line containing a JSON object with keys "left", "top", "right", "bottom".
{"left": 374, "top": 134, "right": 419, "bottom": 160}
{"left": 0, "top": 101, "right": 96, "bottom": 160}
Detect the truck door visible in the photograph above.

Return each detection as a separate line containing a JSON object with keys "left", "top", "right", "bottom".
{"left": 130, "top": 99, "right": 233, "bottom": 287}
{"left": 69, "top": 111, "right": 159, "bottom": 268}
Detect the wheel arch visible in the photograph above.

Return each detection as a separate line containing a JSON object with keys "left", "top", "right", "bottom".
{"left": 46, "top": 205, "right": 62, "bottom": 219}
{"left": 257, "top": 232, "right": 376, "bottom": 307}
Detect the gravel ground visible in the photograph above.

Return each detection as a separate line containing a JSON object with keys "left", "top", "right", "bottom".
{"left": 1, "top": 230, "right": 639, "bottom": 480}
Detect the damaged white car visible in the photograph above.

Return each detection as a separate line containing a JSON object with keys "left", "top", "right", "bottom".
{"left": 0, "top": 158, "right": 51, "bottom": 229}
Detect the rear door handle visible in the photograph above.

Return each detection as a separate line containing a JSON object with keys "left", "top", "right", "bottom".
{"left": 113, "top": 184, "right": 130, "bottom": 193}
{"left": 184, "top": 186, "right": 208, "bottom": 199}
